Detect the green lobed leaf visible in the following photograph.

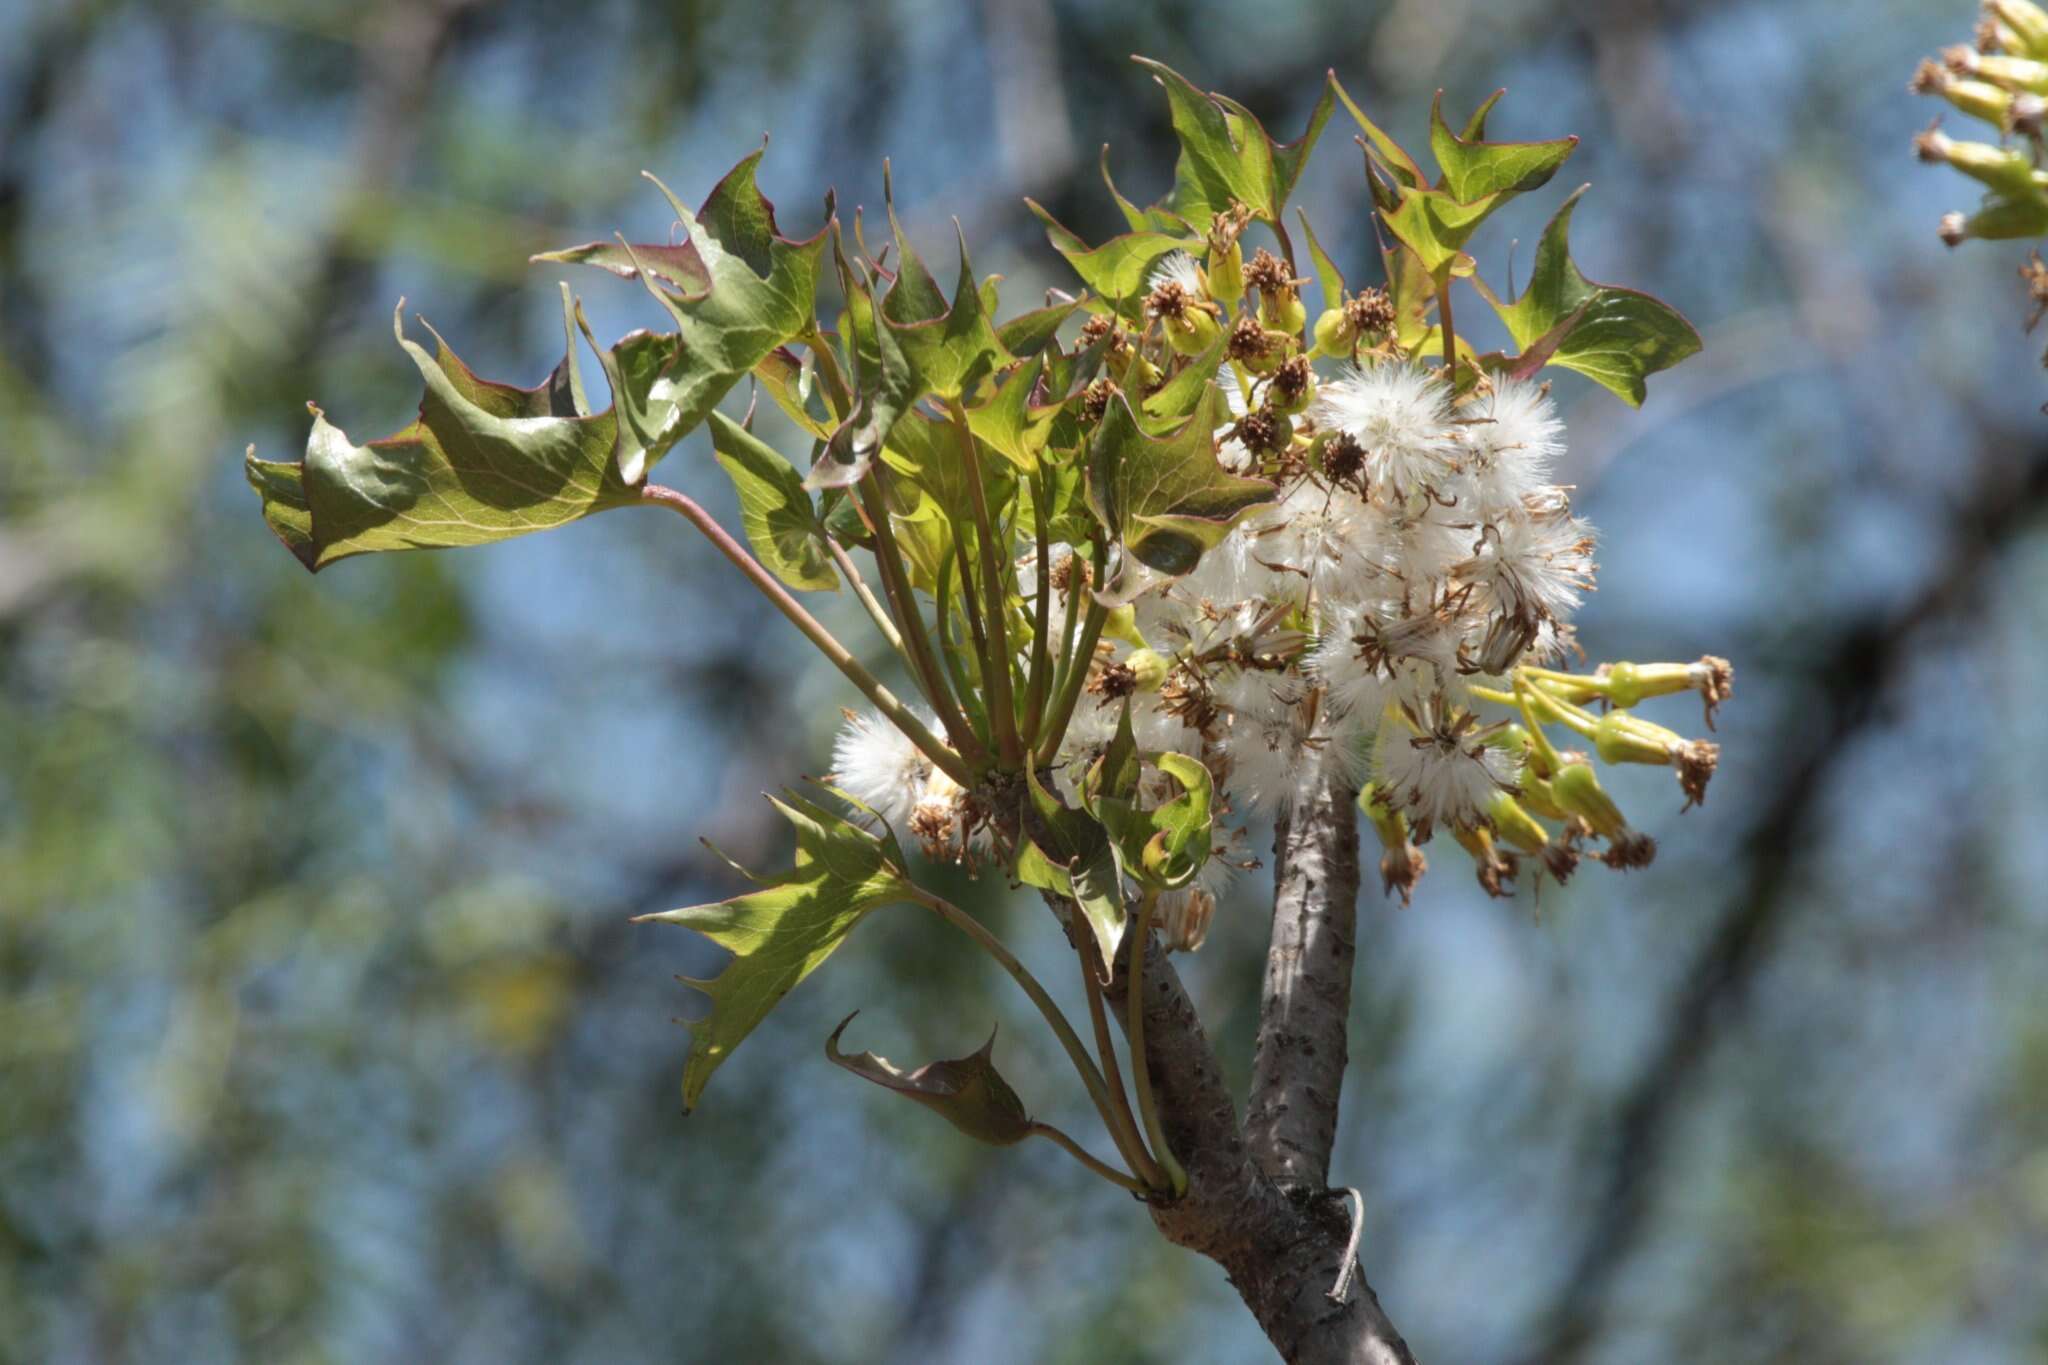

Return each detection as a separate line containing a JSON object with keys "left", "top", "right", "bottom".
{"left": 965, "top": 351, "right": 1062, "bottom": 472}
{"left": 1138, "top": 337, "right": 1227, "bottom": 432}
{"left": 1427, "top": 91, "right": 1577, "bottom": 203}
{"left": 1135, "top": 58, "right": 1334, "bottom": 233}
{"left": 752, "top": 345, "right": 833, "bottom": 440}
{"left": 809, "top": 227, "right": 925, "bottom": 490}
{"left": 1475, "top": 185, "right": 1702, "bottom": 406}
{"left": 825, "top": 1014, "right": 1034, "bottom": 1146}
{"left": 578, "top": 149, "right": 830, "bottom": 484}
{"left": 878, "top": 405, "right": 1016, "bottom": 531}
{"left": 635, "top": 792, "right": 913, "bottom": 1111}
{"left": 246, "top": 304, "right": 642, "bottom": 572}
{"left": 707, "top": 411, "right": 837, "bottom": 592}
{"left": 1331, "top": 73, "right": 1426, "bottom": 191}
{"left": 1100, "top": 143, "right": 1192, "bottom": 234}
{"left": 1296, "top": 208, "right": 1345, "bottom": 313}
{"left": 1086, "top": 385, "right": 1276, "bottom": 577}
{"left": 1025, "top": 200, "right": 1196, "bottom": 316}
{"left": 879, "top": 176, "right": 1010, "bottom": 399}
{"left": 1138, "top": 751, "right": 1214, "bottom": 890}
{"left": 996, "top": 295, "right": 1085, "bottom": 358}
{"left": 1378, "top": 183, "right": 1500, "bottom": 273}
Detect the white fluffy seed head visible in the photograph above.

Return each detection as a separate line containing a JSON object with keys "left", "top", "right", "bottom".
{"left": 1375, "top": 719, "right": 1520, "bottom": 833}
{"left": 1456, "top": 376, "right": 1563, "bottom": 513}
{"left": 1310, "top": 363, "right": 1459, "bottom": 501}
{"left": 831, "top": 708, "right": 934, "bottom": 828}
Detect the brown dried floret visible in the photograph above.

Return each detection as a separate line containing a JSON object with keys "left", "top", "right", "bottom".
{"left": 1344, "top": 286, "right": 1397, "bottom": 337}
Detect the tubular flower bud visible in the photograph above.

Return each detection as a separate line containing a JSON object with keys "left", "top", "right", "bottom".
{"left": 1454, "top": 824, "right": 1517, "bottom": 898}
{"left": 1488, "top": 791, "right": 1580, "bottom": 885}
{"left": 1263, "top": 288, "right": 1308, "bottom": 337}
{"left": 1125, "top": 648, "right": 1172, "bottom": 692}
{"left": 1989, "top": 0, "right": 2048, "bottom": 58}
{"left": 1591, "top": 712, "right": 1721, "bottom": 808}
{"left": 1915, "top": 126, "right": 2045, "bottom": 196}
{"left": 1227, "top": 313, "right": 1281, "bottom": 371}
{"left": 1939, "top": 195, "right": 2048, "bottom": 244}
{"left": 1204, "top": 201, "right": 1252, "bottom": 306}
{"left": 1587, "top": 656, "right": 1735, "bottom": 727}
{"left": 1361, "top": 783, "right": 1428, "bottom": 904}
{"left": 1549, "top": 760, "right": 1656, "bottom": 869}
{"left": 1268, "top": 355, "right": 1317, "bottom": 415}
{"left": 1913, "top": 60, "right": 2019, "bottom": 123}
{"left": 1164, "top": 305, "right": 1223, "bottom": 357}
{"left": 1948, "top": 43, "right": 2048, "bottom": 92}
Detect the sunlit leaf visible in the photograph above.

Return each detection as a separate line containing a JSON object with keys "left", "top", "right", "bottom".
{"left": 1016, "top": 766, "right": 1127, "bottom": 975}
{"left": 1136, "top": 58, "right": 1334, "bottom": 233}
{"left": 1427, "top": 91, "right": 1577, "bottom": 203}
{"left": 1086, "top": 386, "right": 1275, "bottom": 577}
{"left": 1025, "top": 200, "right": 1195, "bottom": 315}
{"left": 1475, "top": 185, "right": 1702, "bottom": 405}
{"left": 707, "top": 411, "right": 836, "bottom": 592}
{"left": 246, "top": 306, "right": 641, "bottom": 571}
{"left": 634, "top": 793, "right": 912, "bottom": 1111}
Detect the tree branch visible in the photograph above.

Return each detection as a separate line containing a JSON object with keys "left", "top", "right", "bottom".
{"left": 1105, "top": 928, "right": 1414, "bottom": 1365}
{"left": 1248, "top": 767, "right": 1363, "bottom": 1186}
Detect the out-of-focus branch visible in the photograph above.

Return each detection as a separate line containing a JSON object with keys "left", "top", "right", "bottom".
{"left": 1520, "top": 440, "right": 2048, "bottom": 1364}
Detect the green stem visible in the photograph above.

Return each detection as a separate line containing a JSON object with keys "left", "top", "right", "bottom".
{"left": 1028, "top": 1121, "right": 1147, "bottom": 1193}
{"left": 825, "top": 536, "right": 905, "bottom": 658}
{"left": 948, "top": 395, "right": 1021, "bottom": 767}
{"left": 1076, "top": 928, "right": 1168, "bottom": 1189}
{"left": 1437, "top": 270, "right": 1459, "bottom": 389}
{"left": 856, "top": 473, "right": 983, "bottom": 767}
{"left": 1125, "top": 890, "right": 1187, "bottom": 1197}
{"left": 1021, "top": 467, "right": 1055, "bottom": 749}
{"left": 934, "top": 543, "right": 991, "bottom": 747}
{"left": 904, "top": 886, "right": 1126, "bottom": 1147}
{"left": 642, "top": 484, "right": 971, "bottom": 786}
{"left": 1036, "top": 541, "right": 1111, "bottom": 766}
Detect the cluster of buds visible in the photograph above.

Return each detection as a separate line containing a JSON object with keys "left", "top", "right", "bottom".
{"left": 1911, "top": 3, "right": 2048, "bottom": 249}
{"left": 1019, "top": 246, "right": 1725, "bottom": 911}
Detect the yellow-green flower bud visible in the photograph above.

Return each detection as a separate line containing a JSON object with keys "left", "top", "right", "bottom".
{"left": 1551, "top": 760, "right": 1657, "bottom": 870}
{"left": 1913, "top": 59, "right": 2017, "bottom": 123}
{"left": 1313, "top": 307, "right": 1358, "bottom": 358}
{"left": 1453, "top": 824, "right": 1516, "bottom": 898}
{"left": 1961, "top": 48, "right": 2048, "bottom": 93}
{"left": 1990, "top": 0, "right": 2048, "bottom": 59}
{"left": 1262, "top": 289, "right": 1307, "bottom": 336}
{"left": 1593, "top": 713, "right": 1720, "bottom": 809}
{"left": 1359, "top": 784, "right": 1428, "bottom": 904}
{"left": 1940, "top": 194, "right": 2048, "bottom": 244}
{"left": 1165, "top": 306, "right": 1222, "bottom": 357}
{"left": 1486, "top": 791, "right": 1551, "bottom": 857}
{"left": 1125, "top": 648, "right": 1171, "bottom": 692}
{"left": 1916, "top": 126, "right": 2043, "bottom": 196}
{"left": 1207, "top": 236, "right": 1244, "bottom": 306}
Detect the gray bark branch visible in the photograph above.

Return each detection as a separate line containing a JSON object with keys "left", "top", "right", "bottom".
{"left": 1247, "top": 768, "right": 1363, "bottom": 1186}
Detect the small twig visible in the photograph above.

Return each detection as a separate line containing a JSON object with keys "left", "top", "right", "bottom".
{"left": 642, "top": 484, "right": 970, "bottom": 785}
{"left": 1125, "top": 892, "right": 1187, "bottom": 1197}
{"left": 1027, "top": 1121, "right": 1147, "bottom": 1194}
{"left": 1327, "top": 1187, "right": 1366, "bottom": 1304}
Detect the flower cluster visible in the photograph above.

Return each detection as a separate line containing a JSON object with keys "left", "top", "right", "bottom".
{"left": 835, "top": 241, "right": 1726, "bottom": 921}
